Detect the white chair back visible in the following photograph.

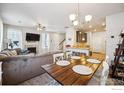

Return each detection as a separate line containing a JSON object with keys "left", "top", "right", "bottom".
{"left": 66, "top": 51, "right": 72, "bottom": 59}
{"left": 53, "top": 53, "right": 64, "bottom": 63}
{"left": 88, "top": 56, "right": 110, "bottom": 85}
{"left": 100, "top": 61, "right": 109, "bottom": 85}
{"left": 105, "top": 55, "right": 110, "bottom": 65}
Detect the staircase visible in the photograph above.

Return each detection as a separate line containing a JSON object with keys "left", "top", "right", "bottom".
{"left": 58, "top": 39, "right": 65, "bottom": 50}
{"left": 112, "top": 31, "right": 124, "bottom": 78}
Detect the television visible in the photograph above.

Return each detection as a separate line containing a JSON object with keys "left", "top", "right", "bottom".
{"left": 26, "top": 33, "right": 40, "bottom": 41}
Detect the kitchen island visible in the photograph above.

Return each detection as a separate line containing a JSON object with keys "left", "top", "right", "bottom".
{"left": 65, "top": 47, "right": 90, "bottom": 56}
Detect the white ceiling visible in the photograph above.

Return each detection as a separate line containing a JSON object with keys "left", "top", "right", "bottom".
{"left": 0, "top": 3, "right": 124, "bottom": 32}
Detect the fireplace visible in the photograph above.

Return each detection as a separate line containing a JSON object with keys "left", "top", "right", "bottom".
{"left": 27, "top": 47, "right": 36, "bottom": 54}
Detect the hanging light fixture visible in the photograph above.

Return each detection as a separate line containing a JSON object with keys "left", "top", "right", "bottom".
{"left": 85, "top": 15, "right": 92, "bottom": 22}
{"left": 73, "top": 20, "right": 79, "bottom": 26}
{"left": 36, "top": 23, "right": 46, "bottom": 31}
{"left": 69, "top": 14, "right": 76, "bottom": 21}
{"left": 69, "top": 3, "right": 92, "bottom": 30}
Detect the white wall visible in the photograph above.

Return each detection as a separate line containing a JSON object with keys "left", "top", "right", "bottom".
{"left": 106, "top": 12, "right": 124, "bottom": 63}
{"left": 0, "top": 17, "right": 3, "bottom": 51}
{"left": 65, "top": 28, "right": 76, "bottom": 46}
{"left": 3, "top": 24, "right": 65, "bottom": 53}
{"left": 91, "top": 31, "right": 106, "bottom": 53}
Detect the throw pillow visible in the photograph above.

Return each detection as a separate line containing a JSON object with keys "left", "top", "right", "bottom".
{"left": 10, "top": 50, "right": 17, "bottom": 56}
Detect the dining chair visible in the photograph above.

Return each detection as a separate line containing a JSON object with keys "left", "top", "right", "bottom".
{"left": 66, "top": 51, "right": 72, "bottom": 59}
{"left": 88, "top": 61, "right": 109, "bottom": 85}
{"left": 88, "top": 56, "right": 110, "bottom": 85}
{"left": 105, "top": 55, "right": 111, "bottom": 66}
{"left": 53, "top": 53, "right": 64, "bottom": 63}
{"left": 94, "top": 55, "right": 109, "bottom": 78}
{"left": 100, "top": 61, "right": 109, "bottom": 85}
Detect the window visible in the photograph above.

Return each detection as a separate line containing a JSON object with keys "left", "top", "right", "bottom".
{"left": 7, "top": 29, "right": 22, "bottom": 49}
{"left": 0, "top": 20, "right": 3, "bottom": 51}
{"left": 42, "top": 33, "right": 49, "bottom": 49}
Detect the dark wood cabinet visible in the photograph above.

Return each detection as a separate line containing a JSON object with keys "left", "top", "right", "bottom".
{"left": 76, "top": 31, "right": 87, "bottom": 43}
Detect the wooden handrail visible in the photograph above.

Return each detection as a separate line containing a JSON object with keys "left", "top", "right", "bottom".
{"left": 56, "top": 39, "right": 65, "bottom": 50}
{"left": 59, "top": 39, "right": 65, "bottom": 45}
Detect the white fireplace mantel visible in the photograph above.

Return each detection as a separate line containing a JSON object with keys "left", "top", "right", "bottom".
{"left": 25, "top": 42, "right": 39, "bottom": 53}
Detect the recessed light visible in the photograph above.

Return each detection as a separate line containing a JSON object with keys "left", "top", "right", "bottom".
{"left": 89, "top": 25, "right": 92, "bottom": 28}
{"left": 82, "top": 38, "right": 85, "bottom": 41}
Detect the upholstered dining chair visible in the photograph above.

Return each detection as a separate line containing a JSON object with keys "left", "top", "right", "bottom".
{"left": 53, "top": 53, "right": 64, "bottom": 63}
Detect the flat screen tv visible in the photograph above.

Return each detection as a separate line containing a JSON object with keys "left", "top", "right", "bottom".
{"left": 26, "top": 33, "right": 40, "bottom": 41}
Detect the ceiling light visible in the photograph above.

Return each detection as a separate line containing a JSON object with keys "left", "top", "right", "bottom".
{"left": 36, "top": 23, "right": 45, "bottom": 31}
{"left": 69, "top": 14, "right": 76, "bottom": 21}
{"left": 37, "top": 27, "right": 42, "bottom": 31}
{"left": 73, "top": 20, "right": 79, "bottom": 26}
{"left": 85, "top": 15, "right": 92, "bottom": 22}
{"left": 69, "top": 3, "right": 93, "bottom": 31}
{"left": 89, "top": 25, "right": 92, "bottom": 28}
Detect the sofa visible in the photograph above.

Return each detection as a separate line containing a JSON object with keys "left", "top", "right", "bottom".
{"left": 1, "top": 50, "right": 62, "bottom": 85}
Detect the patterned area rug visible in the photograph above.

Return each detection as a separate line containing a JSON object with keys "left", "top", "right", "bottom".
{"left": 20, "top": 73, "right": 61, "bottom": 85}
{"left": 47, "top": 80, "right": 61, "bottom": 86}
{"left": 106, "top": 77, "right": 124, "bottom": 85}
{"left": 111, "top": 78, "right": 124, "bottom": 85}
{"left": 20, "top": 73, "right": 123, "bottom": 85}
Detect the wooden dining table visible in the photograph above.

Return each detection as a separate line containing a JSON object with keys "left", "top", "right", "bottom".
{"left": 42, "top": 53, "right": 105, "bottom": 85}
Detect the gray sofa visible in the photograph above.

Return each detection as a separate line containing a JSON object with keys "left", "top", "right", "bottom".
{"left": 2, "top": 51, "right": 61, "bottom": 85}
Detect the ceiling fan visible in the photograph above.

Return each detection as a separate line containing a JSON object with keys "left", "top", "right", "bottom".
{"left": 36, "top": 23, "right": 46, "bottom": 31}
